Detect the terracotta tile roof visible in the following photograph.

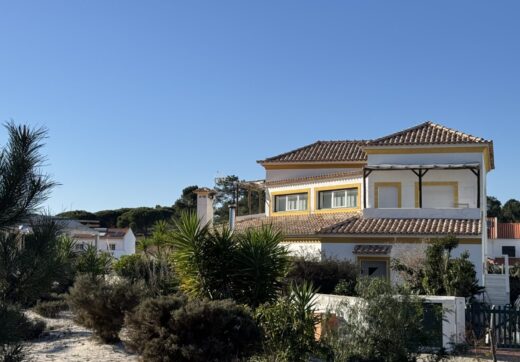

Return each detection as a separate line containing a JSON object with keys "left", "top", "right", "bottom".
{"left": 265, "top": 170, "right": 362, "bottom": 187}
{"left": 259, "top": 141, "right": 369, "bottom": 164}
{"left": 353, "top": 245, "right": 392, "bottom": 255}
{"left": 320, "top": 217, "right": 481, "bottom": 236}
{"left": 233, "top": 212, "right": 360, "bottom": 236}
{"left": 367, "top": 121, "right": 491, "bottom": 146}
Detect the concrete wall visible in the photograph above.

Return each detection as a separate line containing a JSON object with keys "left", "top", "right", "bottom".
{"left": 313, "top": 293, "right": 466, "bottom": 350}
{"left": 488, "top": 238, "right": 520, "bottom": 258}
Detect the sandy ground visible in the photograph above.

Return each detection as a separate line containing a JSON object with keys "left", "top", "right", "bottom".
{"left": 25, "top": 311, "right": 138, "bottom": 362}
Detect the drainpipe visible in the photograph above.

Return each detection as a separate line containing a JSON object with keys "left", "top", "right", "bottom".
{"left": 229, "top": 204, "right": 236, "bottom": 231}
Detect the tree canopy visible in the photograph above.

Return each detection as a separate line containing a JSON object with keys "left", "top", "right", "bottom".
{"left": 487, "top": 196, "right": 520, "bottom": 222}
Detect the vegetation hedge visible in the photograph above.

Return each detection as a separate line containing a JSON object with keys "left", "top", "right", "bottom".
{"left": 125, "top": 297, "right": 261, "bottom": 362}
{"left": 33, "top": 300, "right": 69, "bottom": 318}
{"left": 285, "top": 256, "right": 358, "bottom": 294}
{"left": 0, "top": 302, "right": 46, "bottom": 344}
{"left": 67, "top": 275, "right": 145, "bottom": 343}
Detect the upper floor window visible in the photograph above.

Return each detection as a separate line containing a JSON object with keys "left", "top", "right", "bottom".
{"left": 109, "top": 243, "right": 116, "bottom": 251}
{"left": 318, "top": 188, "right": 358, "bottom": 209}
{"left": 375, "top": 183, "right": 401, "bottom": 208}
{"left": 275, "top": 193, "right": 308, "bottom": 212}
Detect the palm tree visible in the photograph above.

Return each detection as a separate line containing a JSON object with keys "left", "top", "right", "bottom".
{"left": 170, "top": 212, "right": 290, "bottom": 307}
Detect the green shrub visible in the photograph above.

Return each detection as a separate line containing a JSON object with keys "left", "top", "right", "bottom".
{"left": 0, "top": 302, "right": 46, "bottom": 344}
{"left": 255, "top": 282, "right": 322, "bottom": 362}
{"left": 0, "top": 343, "right": 27, "bottom": 362}
{"left": 125, "top": 297, "right": 261, "bottom": 362}
{"left": 322, "top": 278, "right": 426, "bottom": 362}
{"left": 286, "top": 255, "right": 358, "bottom": 294}
{"left": 33, "top": 300, "right": 68, "bottom": 318}
{"left": 67, "top": 275, "right": 144, "bottom": 343}
{"left": 75, "top": 245, "right": 112, "bottom": 278}
{"left": 113, "top": 254, "right": 177, "bottom": 295}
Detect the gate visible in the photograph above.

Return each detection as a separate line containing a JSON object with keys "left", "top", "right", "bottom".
{"left": 466, "top": 303, "right": 520, "bottom": 348}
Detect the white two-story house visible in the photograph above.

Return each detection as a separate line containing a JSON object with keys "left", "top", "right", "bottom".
{"left": 218, "top": 121, "right": 494, "bottom": 286}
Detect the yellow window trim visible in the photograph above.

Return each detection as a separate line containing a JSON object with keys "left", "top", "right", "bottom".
{"left": 374, "top": 182, "right": 402, "bottom": 208}
{"left": 357, "top": 256, "right": 390, "bottom": 281}
{"left": 270, "top": 188, "right": 311, "bottom": 216}
{"left": 414, "top": 181, "right": 459, "bottom": 208}
{"left": 314, "top": 183, "right": 361, "bottom": 213}
{"left": 363, "top": 145, "right": 492, "bottom": 172}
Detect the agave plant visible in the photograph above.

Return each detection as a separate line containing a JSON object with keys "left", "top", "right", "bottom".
{"left": 233, "top": 225, "right": 290, "bottom": 307}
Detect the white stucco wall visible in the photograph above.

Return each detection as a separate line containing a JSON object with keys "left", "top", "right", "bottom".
{"left": 488, "top": 238, "right": 520, "bottom": 258}
{"left": 282, "top": 239, "right": 483, "bottom": 285}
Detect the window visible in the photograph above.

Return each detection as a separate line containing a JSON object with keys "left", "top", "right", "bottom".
{"left": 109, "top": 243, "right": 116, "bottom": 251}
{"left": 318, "top": 188, "right": 358, "bottom": 209}
{"left": 376, "top": 184, "right": 400, "bottom": 208}
{"left": 274, "top": 193, "right": 308, "bottom": 212}
{"left": 502, "top": 246, "right": 516, "bottom": 257}
{"left": 422, "top": 184, "right": 456, "bottom": 208}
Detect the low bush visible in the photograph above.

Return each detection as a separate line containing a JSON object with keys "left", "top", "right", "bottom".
{"left": 255, "top": 282, "right": 324, "bottom": 362}
{"left": 125, "top": 297, "right": 261, "bottom": 362}
{"left": 33, "top": 300, "right": 68, "bottom": 318}
{"left": 0, "top": 343, "right": 27, "bottom": 362}
{"left": 286, "top": 255, "right": 358, "bottom": 294}
{"left": 67, "top": 275, "right": 145, "bottom": 343}
{"left": 114, "top": 254, "right": 177, "bottom": 295}
{"left": 322, "top": 277, "right": 427, "bottom": 362}
{"left": 0, "top": 302, "right": 46, "bottom": 344}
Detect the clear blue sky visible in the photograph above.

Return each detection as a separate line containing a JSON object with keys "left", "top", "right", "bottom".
{"left": 1, "top": 1, "right": 518, "bottom": 213}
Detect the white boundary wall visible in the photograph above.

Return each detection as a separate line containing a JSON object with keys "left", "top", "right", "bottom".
{"left": 314, "top": 293, "right": 466, "bottom": 351}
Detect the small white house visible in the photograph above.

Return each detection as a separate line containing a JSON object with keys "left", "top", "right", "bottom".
{"left": 71, "top": 225, "right": 136, "bottom": 258}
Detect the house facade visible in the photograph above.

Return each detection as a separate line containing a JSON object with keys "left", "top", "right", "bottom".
{"left": 228, "top": 121, "right": 494, "bottom": 285}
{"left": 72, "top": 227, "right": 136, "bottom": 258}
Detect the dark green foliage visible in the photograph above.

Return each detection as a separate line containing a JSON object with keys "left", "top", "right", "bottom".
{"left": 117, "top": 206, "right": 175, "bottom": 236}
{"left": 0, "top": 123, "right": 56, "bottom": 231}
{"left": 392, "top": 236, "right": 483, "bottom": 299}
{"left": 511, "top": 277, "right": 520, "bottom": 305}
{"left": 323, "top": 278, "right": 426, "bottom": 362}
{"left": 67, "top": 275, "right": 145, "bottom": 343}
{"left": 333, "top": 279, "right": 356, "bottom": 296}
{"left": 0, "top": 217, "right": 68, "bottom": 306}
{"left": 125, "top": 297, "right": 261, "bottom": 362}
{"left": 213, "top": 175, "right": 262, "bottom": 223}
{"left": 55, "top": 210, "right": 98, "bottom": 220}
{"left": 502, "top": 199, "right": 520, "bottom": 222}
{"left": 33, "top": 300, "right": 68, "bottom": 318}
{"left": 487, "top": 196, "right": 520, "bottom": 222}
{"left": 487, "top": 196, "right": 502, "bottom": 219}
{"left": 255, "top": 282, "right": 321, "bottom": 362}
{"left": 233, "top": 227, "right": 291, "bottom": 307}
{"left": 172, "top": 185, "right": 198, "bottom": 217}
{"left": 113, "top": 254, "right": 177, "bottom": 295}
{"left": 0, "top": 302, "right": 45, "bottom": 344}
{"left": 286, "top": 255, "right": 358, "bottom": 294}
{"left": 95, "top": 208, "right": 131, "bottom": 228}
{"left": 75, "top": 245, "right": 112, "bottom": 278}
{"left": 171, "top": 213, "right": 290, "bottom": 307}
{"left": 0, "top": 343, "right": 27, "bottom": 362}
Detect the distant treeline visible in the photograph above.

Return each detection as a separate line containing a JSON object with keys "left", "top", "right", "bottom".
{"left": 487, "top": 196, "right": 520, "bottom": 222}
{"left": 56, "top": 175, "right": 265, "bottom": 236}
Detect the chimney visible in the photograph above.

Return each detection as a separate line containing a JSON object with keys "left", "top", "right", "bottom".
{"left": 229, "top": 204, "right": 236, "bottom": 231}
{"left": 194, "top": 187, "right": 216, "bottom": 226}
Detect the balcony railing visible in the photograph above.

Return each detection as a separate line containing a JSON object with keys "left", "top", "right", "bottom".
{"left": 363, "top": 207, "right": 481, "bottom": 219}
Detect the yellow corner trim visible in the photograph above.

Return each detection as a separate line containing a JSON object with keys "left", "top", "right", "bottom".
{"left": 270, "top": 188, "right": 311, "bottom": 216}
{"left": 414, "top": 181, "right": 459, "bottom": 208}
{"left": 314, "top": 183, "right": 361, "bottom": 213}
{"left": 374, "top": 182, "right": 402, "bottom": 208}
